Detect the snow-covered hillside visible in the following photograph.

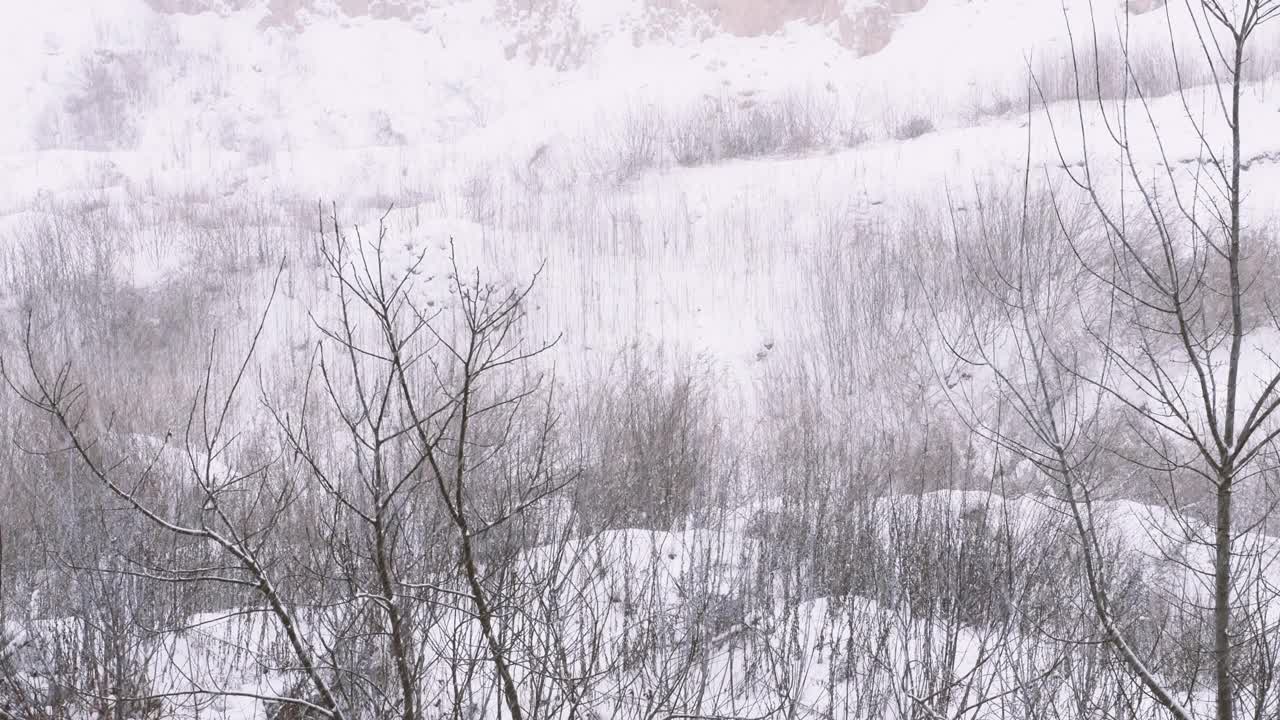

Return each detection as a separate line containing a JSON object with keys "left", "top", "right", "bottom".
{"left": 3, "top": 0, "right": 1279, "bottom": 385}
{"left": 0, "top": 1, "right": 1273, "bottom": 434}
{"left": 4, "top": 0, "right": 1280, "bottom": 718}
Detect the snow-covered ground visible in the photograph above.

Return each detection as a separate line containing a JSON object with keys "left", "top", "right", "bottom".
{"left": 4, "top": 0, "right": 1280, "bottom": 717}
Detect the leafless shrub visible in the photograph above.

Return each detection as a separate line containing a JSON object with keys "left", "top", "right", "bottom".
{"left": 370, "top": 109, "right": 407, "bottom": 146}
{"left": 667, "top": 92, "right": 845, "bottom": 167}
{"left": 499, "top": 0, "right": 595, "bottom": 70}
{"left": 571, "top": 348, "right": 724, "bottom": 532}
{"left": 44, "top": 49, "right": 151, "bottom": 151}
{"left": 667, "top": 102, "right": 723, "bottom": 167}
{"left": 963, "top": 86, "right": 1019, "bottom": 123}
{"left": 893, "top": 114, "right": 935, "bottom": 140}
{"left": 1030, "top": 29, "right": 1209, "bottom": 105}
{"left": 776, "top": 90, "right": 841, "bottom": 150}
{"left": 215, "top": 114, "right": 277, "bottom": 166}
{"left": 8, "top": 201, "right": 126, "bottom": 346}
{"left": 721, "top": 102, "right": 788, "bottom": 157}
{"left": 594, "top": 102, "right": 666, "bottom": 184}
{"left": 1242, "top": 23, "right": 1280, "bottom": 80}
{"left": 461, "top": 169, "right": 499, "bottom": 225}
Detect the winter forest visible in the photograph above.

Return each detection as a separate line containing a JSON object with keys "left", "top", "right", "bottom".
{"left": 2, "top": 0, "right": 1280, "bottom": 718}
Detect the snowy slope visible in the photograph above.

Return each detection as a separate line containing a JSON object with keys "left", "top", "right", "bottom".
{"left": 1, "top": 0, "right": 1277, "bottom": 466}
{"left": 3, "top": 2, "right": 1280, "bottom": 714}
{"left": 1, "top": 0, "right": 1278, "bottom": 502}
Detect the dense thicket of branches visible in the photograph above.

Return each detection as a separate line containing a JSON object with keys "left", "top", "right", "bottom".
{"left": 0, "top": 1, "right": 1278, "bottom": 719}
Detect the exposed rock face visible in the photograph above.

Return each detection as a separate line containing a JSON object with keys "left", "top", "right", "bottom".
{"left": 1126, "top": 0, "right": 1168, "bottom": 13}
{"left": 145, "top": 0, "right": 930, "bottom": 57}
{"left": 678, "top": 0, "right": 852, "bottom": 36}
{"left": 674, "top": 0, "right": 927, "bottom": 55}
{"left": 143, "top": 0, "right": 427, "bottom": 28}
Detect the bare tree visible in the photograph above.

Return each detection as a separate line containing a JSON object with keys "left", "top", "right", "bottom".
{"left": 939, "top": 2, "right": 1280, "bottom": 718}
{"left": 3, "top": 265, "right": 353, "bottom": 719}
{"left": 281, "top": 207, "right": 591, "bottom": 720}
